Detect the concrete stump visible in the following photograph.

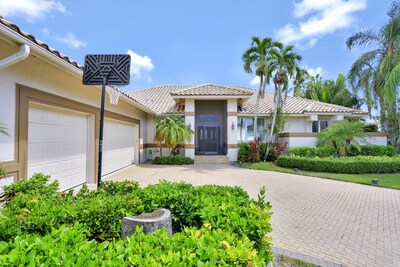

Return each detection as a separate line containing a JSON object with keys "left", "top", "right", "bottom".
{"left": 122, "top": 208, "right": 172, "bottom": 239}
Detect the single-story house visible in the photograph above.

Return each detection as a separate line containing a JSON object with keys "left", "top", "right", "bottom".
{"left": 0, "top": 17, "right": 387, "bottom": 191}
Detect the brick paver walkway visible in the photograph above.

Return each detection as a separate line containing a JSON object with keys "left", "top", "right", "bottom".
{"left": 106, "top": 164, "right": 400, "bottom": 267}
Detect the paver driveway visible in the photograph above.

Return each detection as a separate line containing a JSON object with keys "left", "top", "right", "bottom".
{"left": 106, "top": 164, "right": 400, "bottom": 267}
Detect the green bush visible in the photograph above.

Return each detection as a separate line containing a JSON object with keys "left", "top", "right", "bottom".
{"left": 287, "top": 146, "right": 337, "bottom": 158}
{"left": 0, "top": 176, "right": 273, "bottom": 264}
{"left": 0, "top": 224, "right": 267, "bottom": 266}
{"left": 360, "top": 145, "right": 397, "bottom": 157}
{"left": 276, "top": 155, "right": 400, "bottom": 174}
{"left": 153, "top": 155, "right": 193, "bottom": 165}
{"left": 363, "top": 124, "right": 378, "bottom": 132}
{"left": 238, "top": 142, "right": 251, "bottom": 162}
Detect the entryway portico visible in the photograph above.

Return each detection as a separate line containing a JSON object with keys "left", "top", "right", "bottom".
{"left": 169, "top": 84, "right": 254, "bottom": 162}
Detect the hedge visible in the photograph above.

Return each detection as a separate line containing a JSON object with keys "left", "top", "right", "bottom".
{"left": 276, "top": 155, "right": 400, "bottom": 174}
{"left": 153, "top": 155, "right": 194, "bottom": 165}
{"left": 287, "top": 145, "right": 397, "bottom": 158}
{"left": 0, "top": 174, "right": 273, "bottom": 265}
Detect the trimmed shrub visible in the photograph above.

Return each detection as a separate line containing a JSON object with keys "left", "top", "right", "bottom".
{"left": 153, "top": 155, "right": 193, "bottom": 165}
{"left": 360, "top": 145, "right": 397, "bottom": 157}
{"left": 287, "top": 146, "right": 337, "bottom": 158}
{"left": 238, "top": 142, "right": 251, "bottom": 163}
{"left": 259, "top": 142, "right": 267, "bottom": 161}
{"left": 276, "top": 155, "right": 400, "bottom": 174}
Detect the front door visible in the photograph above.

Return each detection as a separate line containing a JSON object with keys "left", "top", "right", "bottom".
{"left": 196, "top": 126, "right": 218, "bottom": 154}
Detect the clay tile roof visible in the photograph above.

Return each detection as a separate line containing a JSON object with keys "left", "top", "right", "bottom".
{"left": 170, "top": 84, "right": 254, "bottom": 96}
{"left": 241, "top": 92, "right": 368, "bottom": 115}
{"left": 129, "top": 84, "right": 368, "bottom": 116}
{"left": 0, "top": 16, "right": 83, "bottom": 70}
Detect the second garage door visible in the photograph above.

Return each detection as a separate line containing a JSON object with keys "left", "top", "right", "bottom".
{"left": 102, "top": 118, "right": 136, "bottom": 176}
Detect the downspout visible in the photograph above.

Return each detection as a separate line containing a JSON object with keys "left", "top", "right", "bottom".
{"left": 0, "top": 44, "right": 30, "bottom": 70}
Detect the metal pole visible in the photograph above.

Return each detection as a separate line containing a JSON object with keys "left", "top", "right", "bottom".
{"left": 97, "top": 77, "right": 106, "bottom": 188}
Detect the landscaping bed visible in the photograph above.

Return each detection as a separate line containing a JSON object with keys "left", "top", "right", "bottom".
{"left": 276, "top": 155, "right": 400, "bottom": 174}
{"left": 0, "top": 174, "right": 273, "bottom": 266}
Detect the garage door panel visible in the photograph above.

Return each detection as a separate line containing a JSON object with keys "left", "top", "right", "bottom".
{"left": 102, "top": 119, "right": 135, "bottom": 176}
{"left": 28, "top": 106, "right": 88, "bottom": 191}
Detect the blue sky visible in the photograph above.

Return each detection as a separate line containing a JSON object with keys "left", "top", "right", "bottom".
{"left": 0, "top": 0, "right": 392, "bottom": 93}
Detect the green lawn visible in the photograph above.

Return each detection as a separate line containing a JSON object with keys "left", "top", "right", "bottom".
{"left": 241, "top": 162, "right": 400, "bottom": 190}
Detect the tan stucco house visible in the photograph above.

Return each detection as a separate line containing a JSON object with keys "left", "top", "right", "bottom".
{"left": 0, "top": 17, "right": 387, "bottom": 191}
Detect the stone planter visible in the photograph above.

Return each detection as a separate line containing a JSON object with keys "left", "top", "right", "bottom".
{"left": 121, "top": 208, "right": 172, "bottom": 239}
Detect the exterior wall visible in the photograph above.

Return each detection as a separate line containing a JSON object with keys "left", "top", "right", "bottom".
{"left": 227, "top": 99, "right": 238, "bottom": 161}
{"left": 184, "top": 99, "right": 195, "bottom": 159}
{"left": 0, "top": 39, "right": 149, "bottom": 183}
{"left": 280, "top": 133, "right": 388, "bottom": 148}
{"left": 284, "top": 117, "right": 307, "bottom": 132}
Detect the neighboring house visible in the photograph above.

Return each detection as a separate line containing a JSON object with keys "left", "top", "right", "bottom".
{"left": 0, "top": 18, "right": 386, "bottom": 190}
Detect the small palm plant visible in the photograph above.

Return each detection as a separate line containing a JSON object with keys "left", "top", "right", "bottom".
{"left": 0, "top": 123, "right": 10, "bottom": 178}
{"left": 317, "top": 120, "right": 369, "bottom": 157}
{"left": 154, "top": 115, "right": 194, "bottom": 156}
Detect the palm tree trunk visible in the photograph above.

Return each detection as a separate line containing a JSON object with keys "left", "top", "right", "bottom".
{"left": 253, "top": 75, "right": 264, "bottom": 140}
{"left": 264, "top": 84, "right": 280, "bottom": 161}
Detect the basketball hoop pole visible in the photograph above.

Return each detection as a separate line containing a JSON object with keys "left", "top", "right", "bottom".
{"left": 97, "top": 77, "right": 106, "bottom": 188}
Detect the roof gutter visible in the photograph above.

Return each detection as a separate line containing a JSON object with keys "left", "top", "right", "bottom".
{"left": 0, "top": 43, "right": 30, "bottom": 70}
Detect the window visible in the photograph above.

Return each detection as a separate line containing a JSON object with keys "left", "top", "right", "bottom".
{"left": 237, "top": 117, "right": 266, "bottom": 142}
{"left": 312, "top": 120, "right": 328, "bottom": 133}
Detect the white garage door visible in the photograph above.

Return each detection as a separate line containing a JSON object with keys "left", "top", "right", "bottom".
{"left": 102, "top": 118, "right": 135, "bottom": 176}
{"left": 28, "top": 105, "right": 88, "bottom": 191}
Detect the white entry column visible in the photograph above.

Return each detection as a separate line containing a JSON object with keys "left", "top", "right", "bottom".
{"left": 185, "top": 99, "right": 195, "bottom": 159}
{"left": 227, "top": 99, "right": 237, "bottom": 162}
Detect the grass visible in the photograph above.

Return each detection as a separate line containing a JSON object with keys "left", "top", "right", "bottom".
{"left": 241, "top": 162, "right": 400, "bottom": 190}
{"left": 275, "top": 255, "right": 318, "bottom": 267}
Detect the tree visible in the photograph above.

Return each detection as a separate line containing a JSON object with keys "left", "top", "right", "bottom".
{"left": 293, "top": 67, "right": 310, "bottom": 97}
{"left": 347, "top": 1, "right": 400, "bottom": 151}
{"left": 0, "top": 123, "right": 10, "bottom": 178}
{"left": 154, "top": 115, "right": 194, "bottom": 156}
{"left": 264, "top": 44, "right": 302, "bottom": 159}
{"left": 317, "top": 120, "right": 369, "bottom": 157}
{"left": 302, "top": 74, "right": 361, "bottom": 108}
{"left": 242, "top": 36, "right": 282, "bottom": 140}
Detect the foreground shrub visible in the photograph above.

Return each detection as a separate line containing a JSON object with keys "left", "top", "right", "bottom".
{"left": 0, "top": 176, "right": 273, "bottom": 264}
{"left": 276, "top": 155, "right": 400, "bottom": 174}
{"left": 0, "top": 224, "right": 266, "bottom": 266}
{"left": 153, "top": 155, "right": 193, "bottom": 165}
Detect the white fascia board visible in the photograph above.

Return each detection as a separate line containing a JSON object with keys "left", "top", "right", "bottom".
{"left": 171, "top": 95, "right": 251, "bottom": 100}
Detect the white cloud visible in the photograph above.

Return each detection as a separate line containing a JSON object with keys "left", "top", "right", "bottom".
{"left": 305, "top": 65, "right": 324, "bottom": 77}
{"left": 58, "top": 32, "right": 86, "bottom": 49}
{"left": 0, "top": 0, "right": 66, "bottom": 22}
{"left": 275, "top": 0, "right": 366, "bottom": 46}
{"left": 127, "top": 50, "right": 154, "bottom": 78}
{"left": 249, "top": 76, "right": 260, "bottom": 86}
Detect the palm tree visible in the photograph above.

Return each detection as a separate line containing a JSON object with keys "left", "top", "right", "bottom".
{"left": 264, "top": 44, "right": 302, "bottom": 159}
{"left": 154, "top": 115, "right": 194, "bottom": 156}
{"left": 242, "top": 36, "right": 282, "bottom": 140}
{"left": 317, "top": 120, "right": 369, "bottom": 157}
{"left": 347, "top": 2, "right": 400, "bottom": 123}
{"left": 293, "top": 67, "right": 309, "bottom": 97}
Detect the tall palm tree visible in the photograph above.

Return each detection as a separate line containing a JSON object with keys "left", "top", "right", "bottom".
{"left": 242, "top": 36, "right": 282, "bottom": 140}
{"left": 154, "top": 115, "right": 194, "bottom": 156}
{"left": 347, "top": 2, "right": 400, "bottom": 120}
{"left": 293, "top": 67, "right": 309, "bottom": 97}
{"left": 264, "top": 45, "right": 302, "bottom": 159}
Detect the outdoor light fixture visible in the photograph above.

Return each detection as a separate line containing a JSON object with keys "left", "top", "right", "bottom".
{"left": 231, "top": 121, "right": 235, "bottom": 130}
{"left": 188, "top": 122, "right": 192, "bottom": 129}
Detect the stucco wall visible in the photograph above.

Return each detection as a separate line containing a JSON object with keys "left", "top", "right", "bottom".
{"left": 0, "top": 40, "right": 150, "bottom": 168}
